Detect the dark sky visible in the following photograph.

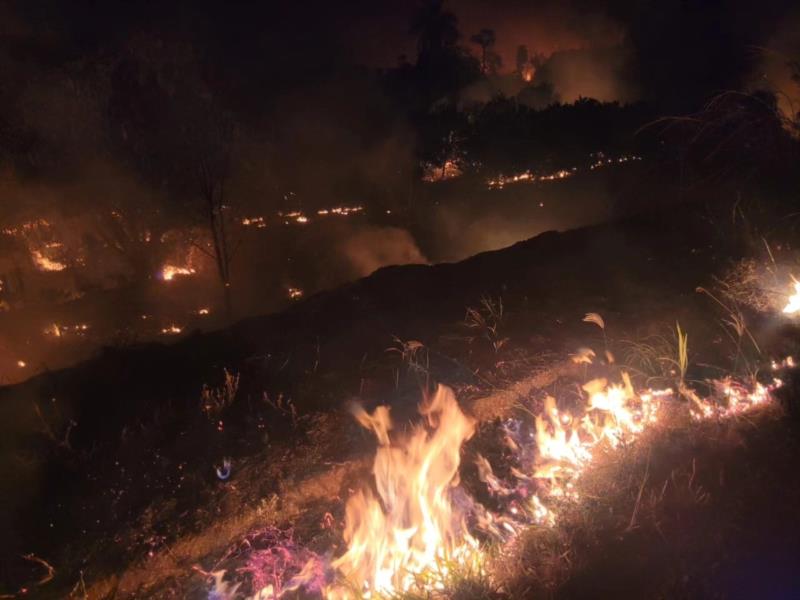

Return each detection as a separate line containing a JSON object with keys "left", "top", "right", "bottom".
{"left": 1, "top": 0, "right": 798, "bottom": 111}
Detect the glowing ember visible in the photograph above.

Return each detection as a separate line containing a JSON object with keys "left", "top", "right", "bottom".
{"left": 589, "top": 152, "right": 643, "bottom": 170}
{"left": 422, "top": 159, "right": 463, "bottom": 183}
{"left": 279, "top": 211, "right": 310, "bottom": 225}
{"left": 197, "top": 308, "right": 211, "bottom": 316}
{"left": 161, "top": 265, "right": 196, "bottom": 281}
{"left": 241, "top": 216, "right": 267, "bottom": 228}
{"left": 44, "top": 323, "right": 90, "bottom": 338}
{"left": 487, "top": 167, "right": 573, "bottom": 189}
{"left": 487, "top": 153, "right": 642, "bottom": 190}
{"left": 287, "top": 287, "right": 303, "bottom": 300}
{"left": 160, "top": 325, "right": 183, "bottom": 335}
{"left": 783, "top": 280, "right": 800, "bottom": 314}
{"left": 521, "top": 63, "right": 535, "bottom": 82}
{"left": 16, "top": 360, "right": 26, "bottom": 368}
{"left": 772, "top": 356, "right": 795, "bottom": 370}
{"left": 318, "top": 206, "right": 363, "bottom": 217}
{"left": 31, "top": 250, "right": 67, "bottom": 272}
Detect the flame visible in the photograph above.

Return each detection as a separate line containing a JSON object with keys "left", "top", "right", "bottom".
{"left": 16, "top": 360, "right": 26, "bottom": 368}
{"left": 241, "top": 216, "right": 267, "bottom": 228}
{"left": 206, "top": 294, "right": 795, "bottom": 599}
{"left": 422, "top": 160, "right": 463, "bottom": 183}
{"left": 31, "top": 250, "right": 67, "bottom": 272}
{"left": 783, "top": 280, "right": 800, "bottom": 314}
{"left": 160, "top": 325, "right": 183, "bottom": 335}
{"left": 487, "top": 168, "right": 574, "bottom": 190}
{"left": 161, "top": 265, "right": 196, "bottom": 281}
{"left": 328, "top": 385, "right": 482, "bottom": 598}
{"left": 44, "top": 323, "right": 89, "bottom": 338}
{"left": 318, "top": 206, "right": 363, "bottom": 216}
{"left": 208, "top": 366, "right": 784, "bottom": 599}
{"left": 487, "top": 153, "right": 642, "bottom": 190}
{"left": 287, "top": 287, "right": 303, "bottom": 300}
{"left": 521, "top": 64, "right": 535, "bottom": 82}
{"left": 530, "top": 374, "right": 674, "bottom": 503}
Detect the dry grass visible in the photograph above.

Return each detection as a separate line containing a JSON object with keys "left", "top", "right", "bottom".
{"left": 464, "top": 403, "right": 796, "bottom": 600}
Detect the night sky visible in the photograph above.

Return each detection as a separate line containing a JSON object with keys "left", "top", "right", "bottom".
{"left": 3, "top": 0, "right": 797, "bottom": 109}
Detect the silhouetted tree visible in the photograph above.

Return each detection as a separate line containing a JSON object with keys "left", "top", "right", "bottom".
{"left": 411, "top": 0, "right": 459, "bottom": 62}
{"left": 515, "top": 45, "right": 529, "bottom": 75}
{"left": 405, "top": 0, "right": 480, "bottom": 107}
{"left": 470, "top": 28, "right": 501, "bottom": 75}
{"left": 186, "top": 105, "right": 238, "bottom": 322}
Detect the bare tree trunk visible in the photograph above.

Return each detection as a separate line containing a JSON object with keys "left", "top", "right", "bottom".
{"left": 201, "top": 158, "right": 234, "bottom": 325}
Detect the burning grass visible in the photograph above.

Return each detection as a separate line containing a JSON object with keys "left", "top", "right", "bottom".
{"left": 202, "top": 281, "right": 796, "bottom": 599}
{"left": 8, "top": 206, "right": 800, "bottom": 599}
{"left": 200, "top": 264, "right": 800, "bottom": 598}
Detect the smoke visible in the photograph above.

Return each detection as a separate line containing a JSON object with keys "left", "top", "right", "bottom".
{"left": 749, "top": 10, "right": 800, "bottom": 122}
{"left": 416, "top": 174, "right": 618, "bottom": 263}
{"left": 337, "top": 226, "right": 427, "bottom": 277}
{"left": 532, "top": 45, "right": 638, "bottom": 104}
{"left": 452, "top": 0, "right": 626, "bottom": 68}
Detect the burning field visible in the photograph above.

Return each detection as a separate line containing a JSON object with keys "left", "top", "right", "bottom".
{"left": 3, "top": 0, "right": 800, "bottom": 596}
{"left": 3, "top": 199, "right": 800, "bottom": 600}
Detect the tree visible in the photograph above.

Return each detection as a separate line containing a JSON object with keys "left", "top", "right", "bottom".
{"left": 515, "top": 45, "right": 529, "bottom": 75}
{"left": 108, "top": 35, "right": 241, "bottom": 322}
{"left": 410, "top": 0, "right": 459, "bottom": 63}
{"left": 188, "top": 106, "right": 238, "bottom": 322}
{"left": 405, "top": 0, "right": 480, "bottom": 108}
{"left": 470, "top": 28, "right": 501, "bottom": 75}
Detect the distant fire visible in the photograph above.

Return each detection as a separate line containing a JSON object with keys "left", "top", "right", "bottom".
{"left": 521, "top": 64, "right": 535, "bottom": 82}
{"left": 31, "top": 249, "right": 67, "bottom": 272}
{"left": 196, "top": 307, "right": 211, "bottom": 316}
{"left": 44, "top": 323, "right": 90, "bottom": 338}
{"left": 160, "top": 324, "right": 183, "bottom": 335}
{"left": 287, "top": 287, "right": 303, "bottom": 300}
{"left": 161, "top": 265, "right": 196, "bottom": 281}
{"left": 487, "top": 167, "right": 574, "bottom": 189}
{"left": 240, "top": 206, "right": 364, "bottom": 230}
{"left": 280, "top": 211, "right": 309, "bottom": 225}
{"left": 589, "top": 152, "right": 643, "bottom": 171}
{"left": 487, "top": 153, "right": 642, "bottom": 190}
{"left": 16, "top": 360, "right": 26, "bottom": 368}
{"left": 422, "top": 159, "right": 463, "bottom": 183}
{"left": 318, "top": 206, "right": 363, "bottom": 217}
{"left": 241, "top": 216, "right": 267, "bottom": 228}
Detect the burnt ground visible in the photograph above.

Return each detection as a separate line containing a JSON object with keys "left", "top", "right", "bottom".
{"left": 2, "top": 197, "right": 800, "bottom": 599}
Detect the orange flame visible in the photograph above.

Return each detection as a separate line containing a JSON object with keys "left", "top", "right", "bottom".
{"left": 329, "top": 385, "right": 482, "bottom": 597}
{"left": 161, "top": 265, "right": 196, "bottom": 281}
{"left": 783, "top": 280, "right": 800, "bottom": 314}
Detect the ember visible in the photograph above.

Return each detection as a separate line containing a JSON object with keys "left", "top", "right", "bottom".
{"left": 422, "top": 159, "right": 463, "bottom": 182}
{"left": 44, "top": 323, "right": 90, "bottom": 338}
{"left": 160, "top": 324, "right": 183, "bottom": 335}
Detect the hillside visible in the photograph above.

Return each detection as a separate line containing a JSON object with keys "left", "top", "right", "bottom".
{"left": 2, "top": 199, "right": 799, "bottom": 598}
